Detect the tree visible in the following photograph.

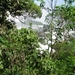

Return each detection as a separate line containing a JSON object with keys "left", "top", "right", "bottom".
{"left": 0, "top": 0, "right": 42, "bottom": 27}
{"left": 40, "top": 0, "right": 58, "bottom": 56}
{"left": 53, "top": 4, "right": 75, "bottom": 41}
{"left": 42, "top": 0, "right": 75, "bottom": 56}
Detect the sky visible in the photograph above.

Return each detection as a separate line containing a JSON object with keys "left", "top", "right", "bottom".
{"left": 35, "top": 0, "right": 65, "bottom": 23}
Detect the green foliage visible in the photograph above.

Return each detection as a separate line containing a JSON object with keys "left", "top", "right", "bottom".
{"left": 52, "top": 39, "right": 75, "bottom": 75}
{"left": 1, "top": 28, "right": 75, "bottom": 75}
{"left": 26, "top": 50, "right": 57, "bottom": 75}
{"left": 0, "top": 0, "right": 42, "bottom": 16}
{"left": 0, "top": 28, "right": 57, "bottom": 75}
{"left": 64, "top": 0, "right": 75, "bottom": 4}
{"left": 0, "top": 28, "right": 39, "bottom": 75}
{"left": 0, "top": 0, "right": 42, "bottom": 25}
{"left": 1, "top": 0, "right": 75, "bottom": 75}
{"left": 55, "top": 4, "right": 75, "bottom": 30}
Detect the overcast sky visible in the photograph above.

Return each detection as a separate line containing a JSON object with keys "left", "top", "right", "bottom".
{"left": 35, "top": 0, "right": 64, "bottom": 23}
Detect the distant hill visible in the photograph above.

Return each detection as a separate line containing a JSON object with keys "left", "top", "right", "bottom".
{"left": 31, "top": 20, "right": 44, "bottom": 25}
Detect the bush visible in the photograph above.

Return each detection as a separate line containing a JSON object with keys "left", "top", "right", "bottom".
{"left": 0, "top": 28, "right": 39, "bottom": 75}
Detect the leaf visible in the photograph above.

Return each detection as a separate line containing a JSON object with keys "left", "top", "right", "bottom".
{"left": 27, "top": 35, "right": 30, "bottom": 39}
{"left": 0, "top": 50, "right": 2, "bottom": 55}
{"left": 0, "top": 36, "right": 5, "bottom": 43}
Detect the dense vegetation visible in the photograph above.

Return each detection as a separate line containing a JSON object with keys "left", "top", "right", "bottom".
{"left": 0, "top": 0, "right": 75, "bottom": 75}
